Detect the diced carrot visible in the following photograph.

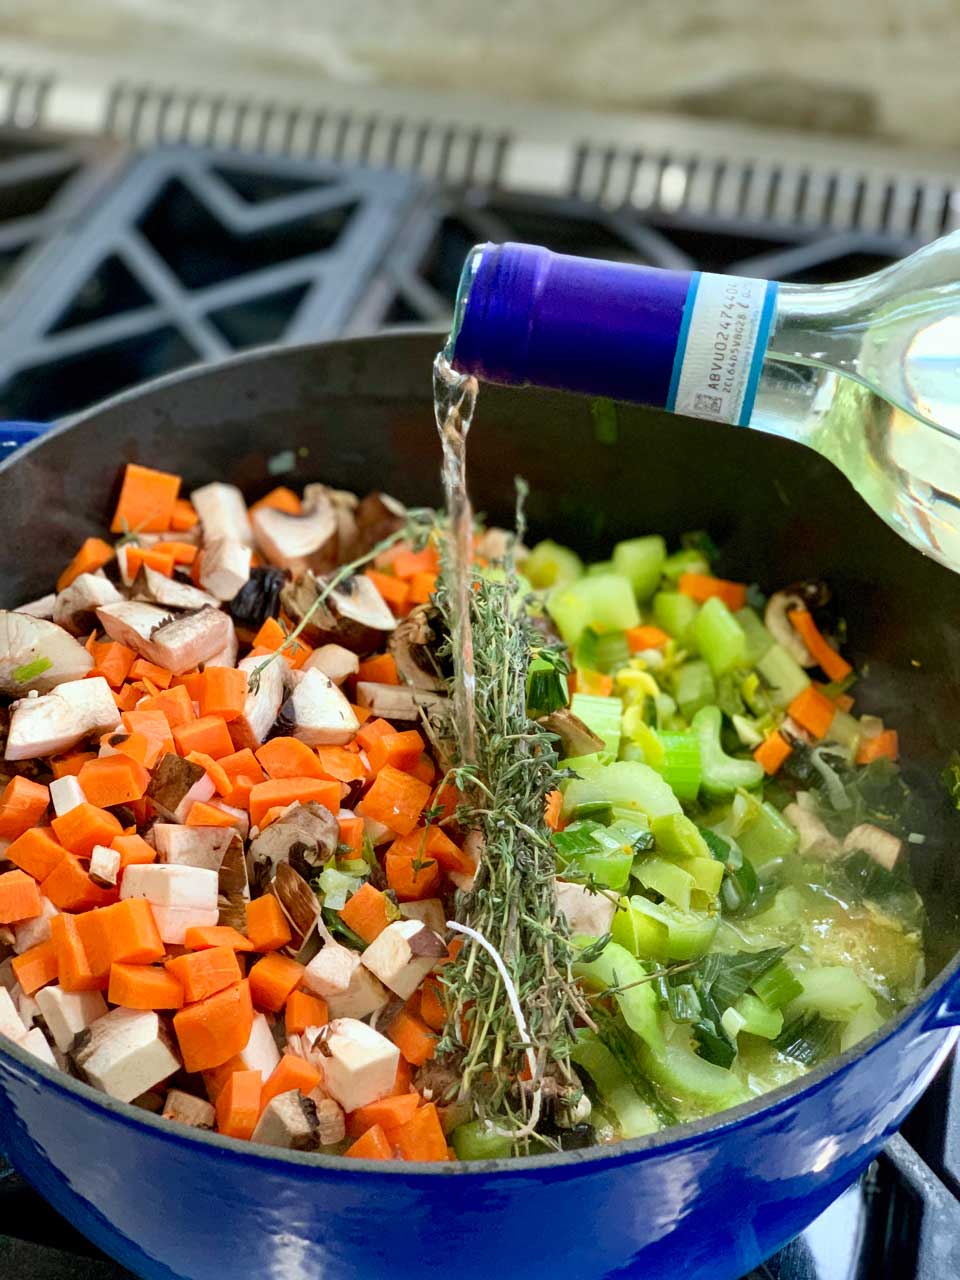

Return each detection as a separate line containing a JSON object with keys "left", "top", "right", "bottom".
{"left": 365, "top": 570, "right": 409, "bottom": 614}
{"left": 50, "top": 912, "right": 103, "bottom": 992}
{"left": 626, "top": 625, "right": 671, "bottom": 653}
{"left": 835, "top": 693, "right": 855, "bottom": 713}
{"left": 42, "top": 854, "right": 117, "bottom": 912}
{"left": 171, "top": 498, "right": 198, "bottom": 531}
{"left": 350, "top": 702, "right": 373, "bottom": 726}
{"left": 113, "top": 685, "right": 141, "bottom": 712}
{"left": 357, "top": 766, "right": 431, "bottom": 838}
{"left": 216, "top": 1068, "right": 263, "bottom": 1140}
{"left": 250, "top": 486, "right": 302, "bottom": 516}
{"left": 754, "top": 731, "right": 793, "bottom": 776}
{"left": 317, "top": 746, "right": 367, "bottom": 784}
{"left": 77, "top": 756, "right": 150, "bottom": 808}
{"left": 251, "top": 617, "right": 312, "bottom": 670}
{"left": 430, "top": 779, "right": 465, "bottom": 824}
{"left": 337, "top": 814, "right": 365, "bottom": 855}
{"left": 260, "top": 1053, "right": 322, "bottom": 1110}
{"left": 248, "top": 778, "right": 341, "bottom": 830}
{"left": 51, "top": 751, "right": 98, "bottom": 779}
{"left": 173, "top": 671, "right": 205, "bottom": 701}
{"left": 0, "top": 776, "right": 49, "bottom": 840}
{"left": 174, "top": 979, "right": 254, "bottom": 1073}
{"left": 219, "top": 749, "right": 266, "bottom": 784}
{"left": 284, "top": 990, "right": 328, "bottom": 1037}
{"left": 0, "top": 868, "right": 43, "bottom": 923}
{"left": 56, "top": 537, "right": 115, "bottom": 591}
{"left": 678, "top": 572, "right": 748, "bottom": 611}
{"left": 388, "top": 1007, "right": 438, "bottom": 1066}
{"left": 388, "top": 826, "right": 474, "bottom": 877}
{"left": 366, "top": 729, "right": 425, "bottom": 775}
{"left": 338, "top": 882, "right": 392, "bottom": 944}
{"left": 11, "top": 939, "right": 59, "bottom": 995}
{"left": 111, "top": 462, "right": 181, "bottom": 534}
{"left": 391, "top": 546, "right": 440, "bottom": 579}
{"left": 221, "top": 776, "right": 257, "bottom": 812}
{"left": 185, "top": 801, "right": 239, "bottom": 829}
{"left": 356, "top": 718, "right": 395, "bottom": 754}
{"left": 356, "top": 653, "right": 400, "bottom": 686}
{"left": 111, "top": 832, "right": 157, "bottom": 870}
{"left": 391, "top": 1055, "right": 413, "bottom": 1097}
{"left": 249, "top": 953, "right": 305, "bottom": 1013}
{"left": 256, "top": 737, "right": 327, "bottom": 781}
{"left": 109, "top": 963, "right": 184, "bottom": 1010}
{"left": 544, "top": 789, "right": 564, "bottom": 832}
{"left": 124, "top": 545, "right": 177, "bottom": 579}
{"left": 78, "top": 899, "right": 166, "bottom": 977}
{"left": 244, "top": 894, "right": 292, "bottom": 953}
{"left": 578, "top": 669, "right": 615, "bottom": 697}
{"left": 173, "top": 715, "right": 235, "bottom": 760}
{"left": 151, "top": 540, "right": 198, "bottom": 565}
{"left": 410, "top": 754, "right": 436, "bottom": 786}
{"left": 128, "top": 659, "right": 173, "bottom": 689}
{"left": 6, "top": 827, "right": 64, "bottom": 880}
{"left": 137, "top": 684, "right": 196, "bottom": 729}
{"left": 856, "top": 729, "right": 899, "bottom": 765}
{"left": 165, "top": 946, "right": 242, "bottom": 1004}
{"left": 121, "top": 709, "right": 177, "bottom": 765}
{"left": 181, "top": 751, "right": 230, "bottom": 799}
{"left": 52, "top": 803, "right": 123, "bottom": 859}
{"left": 407, "top": 570, "right": 438, "bottom": 606}
{"left": 346, "top": 1123, "right": 393, "bottom": 1160}
{"left": 184, "top": 924, "right": 255, "bottom": 953}
{"left": 101, "top": 730, "right": 150, "bottom": 768}
{"left": 347, "top": 1093, "right": 420, "bottom": 1139}
{"left": 787, "top": 609, "right": 853, "bottom": 683}
{"left": 419, "top": 976, "right": 446, "bottom": 1033}
{"left": 199, "top": 667, "right": 248, "bottom": 723}
{"left": 89, "top": 640, "right": 137, "bottom": 688}
{"left": 384, "top": 851, "right": 441, "bottom": 901}
{"left": 787, "top": 685, "right": 836, "bottom": 741}
{"left": 392, "top": 1100, "right": 446, "bottom": 1161}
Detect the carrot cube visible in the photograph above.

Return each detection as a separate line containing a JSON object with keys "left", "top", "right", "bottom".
{"left": 77, "top": 756, "right": 151, "bottom": 808}
{"left": 366, "top": 729, "right": 426, "bottom": 776}
{"left": 77, "top": 899, "right": 165, "bottom": 978}
{"left": 356, "top": 653, "right": 400, "bottom": 686}
{"left": 216, "top": 1068, "right": 263, "bottom": 1140}
{"left": 42, "top": 854, "right": 117, "bottom": 912}
{"left": 109, "top": 963, "right": 184, "bottom": 1010}
{"left": 251, "top": 618, "right": 312, "bottom": 669}
{"left": 173, "top": 715, "right": 235, "bottom": 760}
{"left": 110, "top": 462, "right": 181, "bottom": 534}
{"left": 57, "top": 537, "right": 115, "bottom": 591}
{"left": 392, "top": 1101, "right": 447, "bottom": 1161}
{"left": 174, "top": 980, "right": 254, "bottom": 1073}
{"left": 137, "top": 684, "right": 195, "bottom": 729}
{"left": 284, "top": 990, "right": 328, "bottom": 1037}
{"left": 364, "top": 570, "right": 409, "bottom": 614}
{"left": 51, "top": 803, "right": 123, "bottom": 859}
{"left": 129, "top": 659, "right": 173, "bottom": 689}
{"left": 90, "top": 641, "right": 137, "bottom": 688}
{"left": 356, "top": 766, "right": 431, "bottom": 837}
{"left": 255, "top": 737, "right": 326, "bottom": 781}
{"left": 347, "top": 1093, "right": 420, "bottom": 1140}
{"left": 337, "top": 814, "right": 365, "bottom": 855}
{"left": 0, "top": 776, "right": 49, "bottom": 840}
{"left": 244, "top": 894, "right": 292, "bottom": 952}
{"left": 316, "top": 747, "right": 367, "bottom": 785}
{"left": 122, "top": 709, "right": 176, "bottom": 766}
{"left": 338, "top": 882, "right": 392, "bottom": 944}
{"left": 0, "top": 869, "right": 42, "bottom": 923}
{"left": 50, "top": 913, "right": 104, "bottom": 992}
{"left": 11, "top": 939, "right": 59, "bottom": 995}
{"left": 111, "top": 833, "right": 157, "bottom": 871}
{"left": 346, "top": 1123, "right": 393, "bottom": 1160}
{"left": 248, "top": 778, "right": 340, "bottom": 830}
{"left": 249, "top": 487, "right": 301, "bottom": 516}
{"left": 248, "top": 953, "right": 304, "bottom": 1013}
{"left": 753, "top": 731, "right": 793, "bottom": 776}
{"left": 165, "top": 945, "right": 242, "bottom": 1003}
{"left": 384, "top": 851, "right": 442, "bottom": 902}
{"left": 199, "top": 667, "right": 248, "bottom": 723}
{"left": 387, "top": 1007, "right": 438, "bottom": 1067}
{"left": 183, "top": 925, "right": 254, "bottom": 953}
{"left": 6, "top": 827, "right": 66, "bottom": 881}
{"left": 171, "top": 498, "right": 198, "bottom": 531}
{"left": 260, "top": 1052, "right": 322, "bottom": 1111}
{"left": 185, "top": 802, "right": 239, "bottom": 829}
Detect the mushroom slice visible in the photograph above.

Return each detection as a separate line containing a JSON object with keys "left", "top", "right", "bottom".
{"left": 53, "top": 573, "right": 124, "bottom": 636}
{"left": 388, "top": 606, "right": 445, "bottom": 691}
{"left": 95, "top": 601, "right": 174, "bottom": 652}
{"left": 304, "top": 644, "right": 359, "bottom": 686}
{"left": 783, "top": 802, "right": 842, "bottom": 858}
{"left": 133, "top": 565, "right": 218, "bottom": 611}
{"left": 147, "top": 754, "right": 215, "bottom": 823}
{"left": 198, "top": 538, "right": 251, "bottom": 603}
{"left": 537, "top": 708, "right": 604, "bottom": 758}
{"left": 15, "top": 594, "right": 56, "bottom": 620}
{"left": 355, "top": 681, "right": 446, "bottom": 724}
{"left": 230, "top": 653, "right": 286, "bottom": 750}
{"left": 276, "top": 668, "right": 359, "bottom": 747}
{"left": 271, "top": 861, "right": 324, "bottom": 956}
{"left": 842, "top": 823, "right": 902, "bottom": 871}
{"left": 226, "top": 567, "right": 286, "bottom": 641}
{"left": 0, "top": 611, "right": 94, "bottom": 695}
{"left": 764, "top": 585, "right": 829, "bottom": 668}
{"left": 248, "top": 802, "right": 339, "bottom": 890}
{"left": 251, "top": 488, "right": 338, "bottom": 575}
{"left": 201, "top": 618, "right": 238, "bottom": 670}
{"left": 281, "top": 571, "right": 396, "bottom": 654}
{"left": 146, "top": 608, "right": 236, "bottom": 676}
{"left": 218, "top": 834, "right": 250, "bottom": 932}
{"left": 191, "top": 482, "right": 254, "bottom": 547}
{"left": 152, "top": 824, "right": 236, "bottom": 871}
{"left": 252, "top": 1090, "right": 320, "bottom": 1151}
{"left": 5, "top": 676, "right": 120, "bottom": 760}
{"left": 353, "top": 491, "right": 406, "bottom": 555}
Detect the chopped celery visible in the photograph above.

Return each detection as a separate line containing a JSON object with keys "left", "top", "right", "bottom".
{"left": 772, "top": 1012, "right": 838, "bottom": 1065}
{"left": 840, "top": 1004, "right": 885, "bottom": 1052}
{"left": 651, "top": 813, "right": 711, "bottom": 861}
{"left": 554, "top": 822, "right": 633, "bottom": 891}
{"left": 637, "top": 1037, "right": 748, "bottom": 1108}
{"left": 733, "top": 992, "right": 784, "bottom": 1040}
{"left": 560, "top": 752, "right": 611, "bottom": 774}
{"left": 548, "top": 573, "right": 640, "bottom": 645}
{"left": 612, "top": 535, "right": 667, "bottom": 601}
{"left": 684, "top": 856, "right": 725, "bottom": 898}
{"left": 692, "top": 597, "right": 747, "bottom": 676}
{"left": 751, "top": 959, "right": 803, "bottom": 1010}
{"left": 652, "top": 590, "right": 699, "bottom": 640}
{"left": 586, "top": 560, "right": 615, "bottom": 576}
{"left": 562, "top": 760, "right": 682, "bottom": 821}
{"left": 452, "top": 1119, "right": 514, "bottom": 1161}
{"left": 692, "top": 705, "right": 764, "bottom": 798}
{"left": 736, "top": 800, "right": 799, "bottom": 864}
{"left": 613, "top": 895, "right": 718, "bottom": 962}
{"left": 576, "top": 628, "right": 631, "bottom": 674}
{"left": 620, "top": 740, "right": 646, "bottom": 763}
{"left": 570, "top": 1030, "right": 659, "bottom": 1138}
{"left": 734, "top": 607, "right": 775, "bottom": 664}
{"left": 526, "top": 656, "right": 569, "bottom": 716}
{"left": 786, "top": 966, "right": 879, "bottom": 1023}
{"left": 608, "top": 816, "right": 654, "bottom": 849}
{"left": 633, "top": 856, "right": 695, "bottom": 910}
{"left": 570, "top": 692, "right": 623, "bottom": 756}
{"left": 654, "top": 731, "right": 702, "bottom": 802}
{"left": 573, "top": 938, "right": 663, "bottom": 1051}
{"left": 673, "top": 659, "right": 716, "bottom": 719}
{"left": 621, "top": 714, "right": 665, "bottom": 766}
{"left": 522, "top": 539, "right": 583, "bottom": 589}
{"left": 824, "top": 709, "right": 860, "bottom": 752}
{"left": 756, "top": 643, "right": 811, "bottom": 707}
{"left": 662, "top": 548, "right": 710, "bottom": 582}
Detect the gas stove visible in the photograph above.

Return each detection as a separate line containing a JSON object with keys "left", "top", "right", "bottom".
{"left": 1, "top": 120, "right": 959, "bottom": 1279}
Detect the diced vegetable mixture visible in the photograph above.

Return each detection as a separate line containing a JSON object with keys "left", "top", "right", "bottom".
{"left": 0, "top": 463, "right": 928, "bottom": 1161}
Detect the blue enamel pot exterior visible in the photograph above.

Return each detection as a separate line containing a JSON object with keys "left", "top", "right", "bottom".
{"left": 1, "top": 332, "right": 959, "bottom": 1280}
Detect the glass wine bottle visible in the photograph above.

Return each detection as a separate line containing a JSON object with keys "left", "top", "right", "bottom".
{"left": 446, "top": 237, "right": 960, "bottom": 571}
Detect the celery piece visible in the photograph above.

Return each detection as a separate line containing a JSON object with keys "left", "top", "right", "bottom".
{"left": 608, "top": 816, "right": 654, "bottom": 849}
{"left": 825, "top": 709, "right": 861, "bottom": 752}
{"left": 787, "top": 966, "right": 879, "bottom": 1023}
{"left": 673, "top": 660, "right": 716, "bottom": 720}
{"left": 662, "top": 548, "right": 710, "bottom": 582}
{"left": 577, "top": 627, "right": 631, "bottom": 674}
{"left": 652, "top": 590, "right": 700, "bottom": 640}
{"left": 452, "top": 1119, "right": 514, "bottom": 1161}
{"left": 751, "top": 960, "right": 803, "bottom": 1010}
{"left": 555, "top": 822, "right": 633, "bottom": 891}
{"left": 637, "top": 1037, "right": 748, "bottom": 1108}
{"left": 571, "top": 692, "right": 623, "bottom": 757}
{"left": 839, "top": 1004, "right": 885, "bottom": 1052}
{"left": 692, "top": 706, "right": 764, "bottom": 799}
{"left": 586, "top": 560, "right": 615, "bottom": 577}
{"left": 692, "top": 597, "right": 747, "bottom": 676}
{"left": 655, "top": 732, "right": 702, "bottom": 802}
{"left": 548, "top": 573, "right": 640, "bottom": 646}
{"left": 526, "top": 655, "right": 569, "bottom": 717}
{"left": 562, "top": 760, "right": 682, "bottom": 822}
{"left": 733, "top": 992, "right": 784, "bottom": 1040}
{"left": 756, "top": 643, "right": 811, "bottom": 708}
{"left": 614, "top": 895, "right": 718, "bottom": 962}
{"left": 573, "top": 938, "right": 663, "bottom": 1051}
{"left": 570, "top": 1029, "right": 660, "bottom": 1138}
{"left": 612, "top": 535, "right": 667, "bottom": 601}
{"left": 684, "top": 856, "right": 725, "bottom": 898}
{"left": 611, "top": 895, "right": 669, "bottom": 957}
{"left": 620, "top": 741, "right": 645, "bottom": 763}
{"left": 735, "top": 607, "right": 775, "bottom": 665}
{"left": 736, "top": 800, "right": 799, "bottom": 864}
{"left": 317, "top": 866, "right": 362, "bottom": 909}
{"left": 522, "top": 539, "right": 583, "bottom": 590}
{"left": 651, "top": 813, "right": 711, "bottom": 861}
{"left": 560, "top": 752, "right": 609, "bottom": 774}
{"left": 633, "top": 856, "right": 695, "bottom": 911}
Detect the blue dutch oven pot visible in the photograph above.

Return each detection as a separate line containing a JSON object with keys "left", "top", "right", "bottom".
{"left": 1, "top": 332, "right": 959, "bottom": 1280}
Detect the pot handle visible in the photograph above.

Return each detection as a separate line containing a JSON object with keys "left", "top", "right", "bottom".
{"left": 0, "top": 421, "right": 50, "bottom": 462}
{"left": 923, "top": 969, "right": 960, "bottom": 1030}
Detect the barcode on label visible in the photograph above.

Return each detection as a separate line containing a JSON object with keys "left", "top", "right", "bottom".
{"left": 694, "top": 393, "right": 723, "bottom": 416}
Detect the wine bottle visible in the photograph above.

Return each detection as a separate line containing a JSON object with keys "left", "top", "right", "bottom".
{"left": 447, "top": 238, "right": 960, "bottom": 571}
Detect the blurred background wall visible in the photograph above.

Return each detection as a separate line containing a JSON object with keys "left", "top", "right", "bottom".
{"left": 0, "top": 0, "right": 957, "bottom": 149}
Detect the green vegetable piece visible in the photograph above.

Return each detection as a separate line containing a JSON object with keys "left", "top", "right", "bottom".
{"left": 662, "top": 548, "right": 710, "bottom": 582}
{"left": 526, "top": 655, "right": 570, "bottom": 717}
{"left": 692, "top": 597, "right": 747, "bottom": 676}
{"left": 612, "top": 895, "right": 718, "bottom": 962}
{"left": 653, "top": 732, "right": 702, "bottom": 803}
{"left": 652, "top": 591, "right": 699, "bottom": 640}
{"left": 787, "top": 966, "right": 879, "bottom": 1023}
{"left": 576, "top": 627, "right": 631, "bottom": 674}
{"left": 452, "top": 1119, "right": 514, "bottom": 1161}
{"left": 751, "top": 960, "right": 803, "bottom": 1010}
{"left": 734, "top": 607, "right": 775, "bottom": 664}
{"left": 11, "top": 656, "right": 53, "bottom": 683}
{"left": 317, "top": 866, "right": 362, "bottom": 910}
{"left": 756, "top": 643, "right": 811, "bottom": 707}
{"left": 586, "top": 560, "right": 615, "bottom": 577}
{"left": 732, "top": 992, "right": 784, "bottom": 1040}
{"left": 573, "top": 937, "right": 664, "bottom": 1052}
{"left": 637, "top": 1037, "right": 748, "bottom": 1107}
{"left": 562, "top": 760, "right": 682, "bottom": 822}
{"left": 570, "top": 1029, "right": 659, "bottom": 1138}
{"left": 554, "top": 822, "right": 633, "bottom": 892}
{"left": 548, "top": 573, "right": 640, "bottom": 646}
{"left": 612, "top": 535, "right": 667, "bottom": 601}
{"left": 651, "top": 813, "right": 711, "bottom": 861}
{"left": 633, "top": 856, "right": 694, "bottom": 910}
{"left": 672, "top": 660, "right": 716, "bottom": 720}
{"left": 570, "top": 692, "right": 623, "bottom": 757}
{"left": 522, "top": 539, "right": 583, "bottom": 590}
{"left": 736, "top": 799, "right": 799, "bottom": 866}
{"left": 692, "top": 705, "right": 764, "bottom": 799}
{"left": 772, "top": 1012, "right": 838, "bottom": 1065}
{"left": 684, "top": 856, "right": 725, "bottom": 898}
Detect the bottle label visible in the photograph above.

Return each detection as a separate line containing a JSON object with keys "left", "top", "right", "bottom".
{"left": 665, "top": 273, "right": 779, "bottom": 427}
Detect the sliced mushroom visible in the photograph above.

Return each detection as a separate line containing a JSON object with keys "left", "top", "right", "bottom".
{"left": 95, "top": 601, "right": 174, "bottom": 650}
{"left": 842, "top": 823, "right": 902, "bottom": 871}
{"left": 0, "top": 611, "right": 94, "bottom": 695}
{"left": 537, "top": 708, "right": 604, "bottom": 757}
{"left": 152, "top": 824, "right": 236, "bottom": 871}
{"left": 320, "top": 486, "right": 359, "bottom": 563}
{"left": 388, "top": 606, "right": 445, "bottom": 692}
{"left": 146, "top": 608, "right": 236, "bottom": 676}
{"left": 201, "top": 618, "right": 238, "bottom": 670}
{"left": 226, "top": 567, "right": 286, "bottom": 641}
{"left": 281, "top": 571, "right": 395, "bottom": 654}
{"left": 252, "top": 1089, "right": 319, "bottom": 1151}
{"left": 252, "top": 486, "right": 338, "bottom": 575}
{"left": 5, "top": 676, "right": 120, "bottom": 760}
{"left": 198, "top": 538, "right": 251, "bottom": 603}
{"left": 133, "top": 565, "right": 218, "bottom": 611}
{"left": 53, "top": 574, "right": 124, "bottom": 636}
{"left": 147, "top": 754, "right": 213, "bottom": 823}
{"left": 764, "top": 584, "right": 829, "bottom": 667}
{"left": 229, "top": 653, "right": 286, "bottom": 750}
{"left": 190, "top": 482, "right": 254, "bottom": 547}
{"left": 303, "top": 644, "right": 359, "bottom": 686}
{"left": 353, "top": 491, "right": 406, "bottom": 555}
{"left": 218, "top": 834, "right": 250, "bottom": 932}
{"left": 275, "top": 668, "right": 359, "bottom": 747}
{"left": 15, "top": 594, "right": 56, "bottom": 620}
{"left": 355, "top": 681, "right": 446, "bottom": 724}
{"left": 248, "top": 801, "right": 339, "bottom": 891}
{"left": 783, "top": 802, "right": 842, "bottom": 858}
{"left": 271, "top": 861, "right": 324, "bottom": 957}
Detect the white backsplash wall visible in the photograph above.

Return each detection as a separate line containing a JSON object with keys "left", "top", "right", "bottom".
{"left": 0, "top": 0, "right": 957, "bottom": 149}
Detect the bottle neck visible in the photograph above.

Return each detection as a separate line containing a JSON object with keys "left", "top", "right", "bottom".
{"left": 768, "top": 279, "right": 872, "bottom": 378}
